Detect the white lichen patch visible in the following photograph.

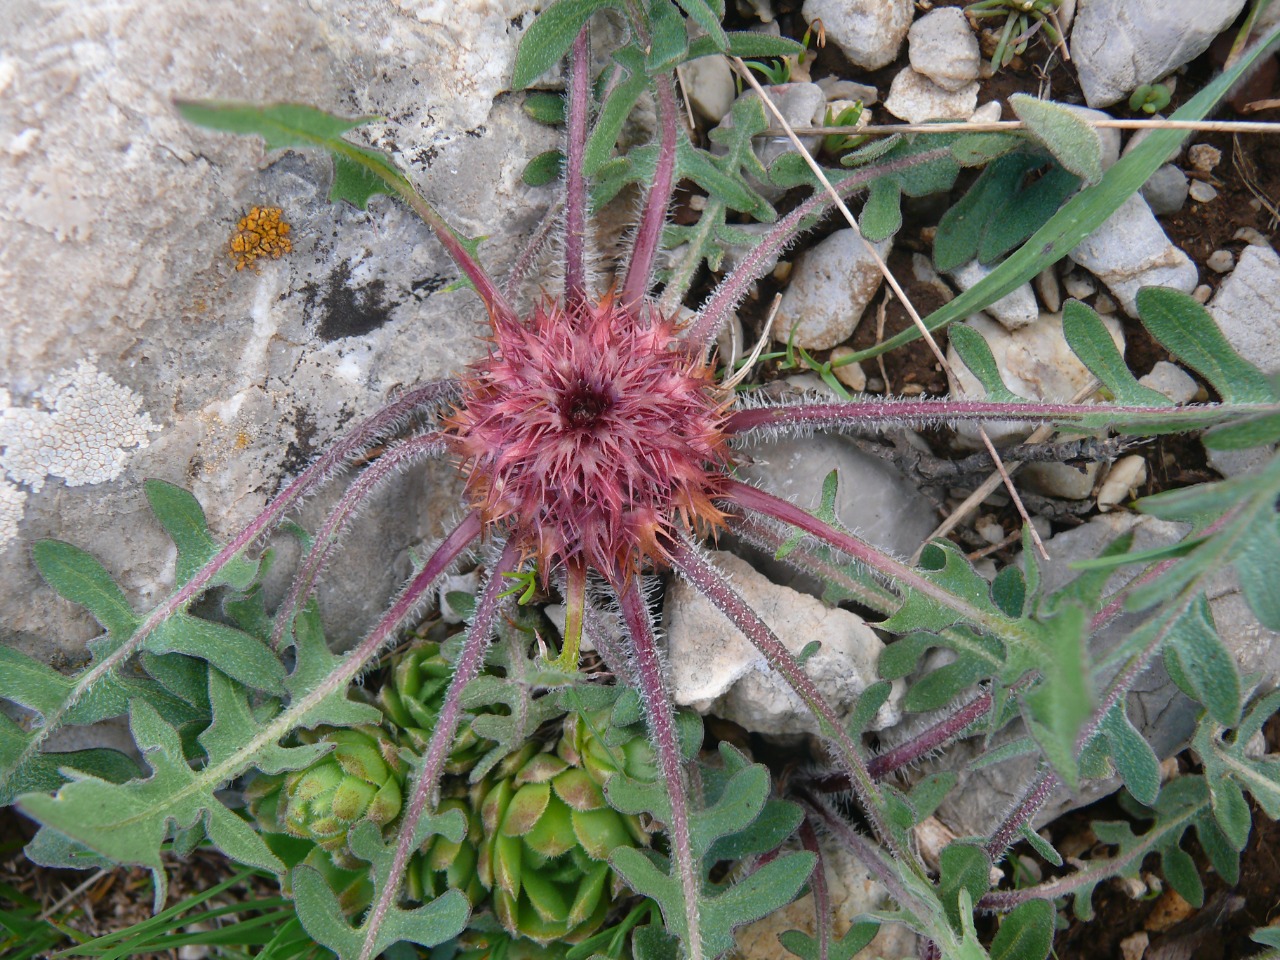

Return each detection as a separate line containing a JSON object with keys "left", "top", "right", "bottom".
{"left": 0, "top": 360, "right": 158, "bottom": 496}
{"left": 0, "top": 480, "right": 26, "bottom": 547}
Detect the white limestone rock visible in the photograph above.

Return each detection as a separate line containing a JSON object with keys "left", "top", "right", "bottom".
{"left": 908, "top": 8, "right": 981, "bottom": 92}
{"left": 774, "top": 229, "right": 892, "bottom": 350}
{"left": 1071, "top": 0, "right": 1247, "bottom": 107}
{"left": 803, "top": 0, "right": 913, "bottom": 70}
{"left": 664, "top": 551, "right": 903, "bottom": 736}
{"left": 1067, "top": 194, "right": 1198, "bottom": 315}
{"left": 949, "top": 260, "right": 1038, "bottom": 330}
{"left": 1208, "top": 243, "right": 1280, "bottom": 374}
{"left": 884, "top": 68, "right": 979, "bottom": 123}
{"left": 0, "top": 0, "right": 557, "bottom": 660}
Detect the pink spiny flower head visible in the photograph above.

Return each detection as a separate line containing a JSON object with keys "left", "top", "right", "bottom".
{"left": 445, "top": 292, "right": 734, "bottom": 584}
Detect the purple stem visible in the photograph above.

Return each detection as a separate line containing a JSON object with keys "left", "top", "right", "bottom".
{"left": 564, "top": 25, "right": 591, "bottom": 310}
{"left": 725, "top": 480, "right": 1022, "bottom": 642}
{"left": 617, "top": 577, "right": 704, "bottom": 960}
{"left": 621, "top": 73, "right": 678, "bottom": 314}
{"left": 358, "top": 537, "right": 519, "bottom": 960}
{"left": 725, "top": 399, "right": 1195, "bottom": 436}
{"left": 867, "top": 691, "right": 993, "bottom": 780}
{"left": 271, "top": 432, "right": 447, "bottom": 650}
{"left": 798, "top": 789, "right": 926, "bottom": 917}
{"left": 668, "top": 536, "right": 904, "bottom": 862}
{"left": 798, "top": 817, "right": 831, "bottom": 960}
{"left": 983, "top": 767, "right": 1059, "bottom": 863}
{"left": 684, "top": 148, "right": 955, "bottom": 352}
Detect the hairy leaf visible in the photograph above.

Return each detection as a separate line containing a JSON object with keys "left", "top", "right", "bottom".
{"left": 511, "top": 0, "right": 620, "bottom": 88}
{"left": 1009, "top": 94, "right": 1103, "bottom": 185}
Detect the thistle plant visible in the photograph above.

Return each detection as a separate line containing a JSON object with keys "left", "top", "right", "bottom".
{"left": 5, "top": 4, "right": 1280, "bottom": 960}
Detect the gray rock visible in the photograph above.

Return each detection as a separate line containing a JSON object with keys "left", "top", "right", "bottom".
{"left": 664, "top": 551, "right": 902, "bottom": 736}
{"left": 1140, "top": 164, "right": 1189, "bottom": 216}
{"left": 1208, "top": 243, "right": 1280, "bottom": 373}
{"left": 0, "top": 0, "right": 557, "bottom": 660}
{"left": 924, "top": 511, "right": 1280, "bottom": 838}
{"left": 735, "top": 426, "right": 940, "bottom": 570}
{"left": 682, "top": 54, "right": 736, "bottom": 124}
{"left": 1207, "top": 249, "right": 1235, "bottom": 274}
{"left": 774, "top": 229, "right": 891, "bottom": 350}
{"left": 946, "top": 311, "right": 1124, "bottom": 448}
{"left": 883, "top": 68, "right": 979, "bottom": 123}
{"left": 817, "top": 77, "right": 880, "bottom": 106}
{"left": 803, "top": 0, "right": 913, "bottom": 70}
{"left": 1067, "top": 193, "right": 1198, "bottom": 315}
{"left": 1189, "top": 180, "right": 1219, "bottom": 203}
{"left": 908, "top": 8, "right": 981, "bottom": 92}
{"left": 950, "top": 260, "right": 1038, "bottom": 330}
{"left": 1071, "top": 0, "right": 1246, "bottom": 107}
{"left": 712, "top": 83, "right": 826, "bottom": 201}
{"left": 1138, "top": 361, "right": 1197, "bottom": 405}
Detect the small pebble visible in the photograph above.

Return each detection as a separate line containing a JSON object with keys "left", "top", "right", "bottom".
{"left": 1062, "top": 271, "right": 1097, "bottom": 300}
{"left": 1094, "top": 292, "right": 1117, "bottom": 314}
{"left": 1034, "top": 266, "right": 1061, "bottom": 312}
{"left": 1188, "top": 179, "right": 1218, "bottom": 203}
{"left": 1192, "top": 284, "right": 1213, "bottom": 303}
{"left": 1119, "top": 932, "right": 1149, "bottom": 960}
{"left": 1139, "top": 361, "right": 1197, "bottom": 404}
{"left": 969, "top": 100, "right": 1002, "bottom": 123}
{"left": 1206, "top": 249, "right": 1235, "bottom": 273}
{"left": 866, "top": 376, "right": 885, "bottom": 392}
{"left": 817, "top": 77, "right": 880, "bottom": 106}
{"left": 1187, "top": 142, "right": 1222, "bottom": 172}
{"left": 1097, "top": 455, "right": 1147, "bottom": 511}
{"left": 829, "top": 346, "right": 867, "bottom": 391}
{"left": 900, "top": 382, "right": 925, "bottom": 396}
{"left": 976, "top": 517, "right": 1005, "bottom": 545}
{"left": 1234, "top": 226, "right": 1270, "bottom": 246}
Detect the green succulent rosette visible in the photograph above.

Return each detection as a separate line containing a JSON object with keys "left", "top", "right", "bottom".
{"left": 247, "top": 725, "right": 404, "bottom": 866}
{"left": 409, "top": 795, "right": 486, "bottom": 906}
{"left": 379, "top": 641, "right": 493, "bottom": 774}
{"left": 558, "top": 702, "right": 660, "bottom": 787}
{"left": 476, "top": 743, "right": 646, "bottom": 944}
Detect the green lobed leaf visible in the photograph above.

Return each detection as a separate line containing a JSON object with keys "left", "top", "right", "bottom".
{"left": 32, "top": 539, "right": 138, "bottom": 641}
{"left": 673, "top": 0, "right": 727, "bottom": 49}
{"left": 511, "top": 0, "right": 620, "bottom": 88}
{"left": 523, "top": 90, "right": 566, "bottom": 125}
{"left": 647, "top": 0, "right": 689, "bottom": 74}
{"left": 20, "top": 698, "right": 283, "bottom": 911}
{"left": 522, "top": 149, "right": 565, "bottom": 186}
{"left": 938, "top": 842, "right": 992, "bottom": 933}
{"left": 779, "top": 922, "right": 879, "bottom": 960}
{"left": 1099, "top": 702, "right": 1160, "bottom": 806}
{"left": 1021, "top": 606, "right": 1091, "bottom": 789}
{"left": 859, "top": 178, "right": 902, "bottom": 242}
{"left": 144, "top": 480, "right": 259, "bottom": 589}
{"left": 1008, "top": 94, "right": 1103, "bottom": 186}
{"left": 175, "top": 101, "right": 409, "bottom": 209}
{"left": 1135, "top": 287, "right": 1273, "bottom": 405}
{"left": 147, "top": 615, "right": 285, "bottom": 696}
{"left": 686, "top": 32, "right": 804, "bottom": 60}
{"left": 988, "top": 898, "right": 1054, "bottom": 960}
{"left": 948, "top": 323, "right": 1021, "bottom": 403}
{"left": 1061, "top": 301, "right": 1171, "bottom": 407}
{"left": 1163, "top": 595, "right": 1241, "bottom": 727}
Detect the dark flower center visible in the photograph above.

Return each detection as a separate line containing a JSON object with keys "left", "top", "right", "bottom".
{"left": 562, "top": 382, "right": 613, "bottom": 429}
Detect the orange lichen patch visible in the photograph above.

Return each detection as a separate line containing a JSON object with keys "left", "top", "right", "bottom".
{"left": 230, "top": 206, "right": 292, "bottom": 270}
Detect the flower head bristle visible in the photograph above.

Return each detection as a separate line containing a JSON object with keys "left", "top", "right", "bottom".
{"left": 446, "top": 294, "right": 733, "bottom": 582}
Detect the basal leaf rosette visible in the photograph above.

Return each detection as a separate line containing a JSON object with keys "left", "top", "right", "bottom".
{"left": 558, "top": 701, "right": 661, "bottom": 787}
{"left": 247, "top": 725, "right": 405, "bottom": 866}
{"left": 409, "top": 795, "right": 486, "bottom": 906}
{"left": 476, "top": 741, "right": 648, "bottom": 944}
{"left": 379, "top": 641, "right": 495, "bottom": 773}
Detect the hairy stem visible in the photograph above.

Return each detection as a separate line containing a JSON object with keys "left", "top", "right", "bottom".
{"left": 724, "top": 399, "right": 1277, "bottom": 435}
{"left": 978, "top": 794, "right": 1208, "bottom": 910}
{"left": 685, "top": 148, "right": 954, "bottom": 352}
{"left": 270, "top": 432, "right": 446, "bottom": 651}
{"left": 6, "top": 381, "right": 459, "bottom": 780}
{"left": 798, "top": 817, "right": 831, "bottom": 960}
{"left": 983, "top": 766, "right": 1059, "bottom": 863}
{"left": 621, "top": 73, "right": 678, "bottom": 313}
{"left": 618, "top": 578, "right": 703, "bottom": 960}
{"left": 868, "top": 691, "right": 993, "bottom": 780}
{"left": 358, "top": 538, "right": 519, "bottom": 960}
{"left": 668, "top": 536, "right": 907, "bottom": 863}
{"left": 726, "top": 480, "right": 1031, "bottom": 647}
{"left": 564, "top": 25, "right": 591, "bottom": 309}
